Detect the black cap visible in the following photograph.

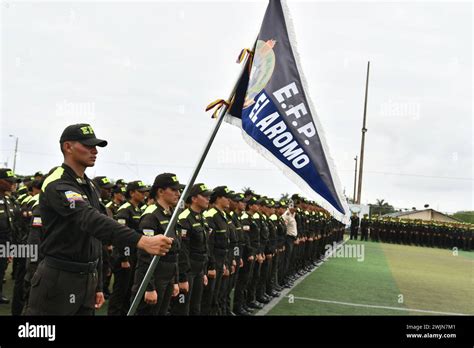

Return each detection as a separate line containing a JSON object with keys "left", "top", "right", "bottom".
{"left": 126, "top": 180, "right": 149, "bottom": 193}
{"left": 60, "top": 124, "right": 108, "bottom": 147}
{"left": 246, "top": 197, "right": 260, "bottom": 206}
{"left": 0, "top": 168, "right": 21, "bottom": 183}
{"left": 112, "top": 186, "right": 126, "bottom": 195}
{"left": 266, "top": 199, "right": 275, "bottom": 207}
{"left": 231, "top": 192, "right": 245, "bottom": 202}
{"left": 116, "top": 179, "right": 127, "bottom": 186}
{"left": 31, "top": 179, "right": 43, "bottom": 190}
{"left": 211, "top": 186, "right": 232, "bottom": 199}
{"left": 34, "top": 171, "right": 43, "bottom": 177}
{"left": 93, "top": 176, "right": 114, "bottom": 189}
{"left": 255, "top": 198, "right": 267, "bottom": 206}
{"left": 152, "top": 173, "right": 185, "bottom": 190}
{"left": 188, "top": 183, "right": 212, "bottom": 198}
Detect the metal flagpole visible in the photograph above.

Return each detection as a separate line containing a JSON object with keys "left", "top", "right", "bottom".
{"left": 353, "top": 155, "right": 358, "bottom": 203}
{"left": 127, "top": 54, "right": 251, "bottom": 316}
{"left": 356, "top": 61, "right": 370, "bottom": 204}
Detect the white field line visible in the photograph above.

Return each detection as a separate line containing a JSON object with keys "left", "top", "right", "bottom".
{"left": 285, "top": 296, "right": 470, "bottom": 316}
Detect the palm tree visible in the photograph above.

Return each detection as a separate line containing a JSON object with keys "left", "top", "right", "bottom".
{"left": 372, "top": 198, "right": 394, "bottom": 216}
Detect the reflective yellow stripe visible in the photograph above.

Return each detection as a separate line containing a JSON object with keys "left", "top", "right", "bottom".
{"left": 21, "top": 195, "right": 32, "bottom": 205}
{"left": 203, "top": 208, "right": 217, "bottom": 218}
{"left": 141, "top": 204, "right": 157, "bottom": 217}
{"left": 42, "top": 167, "right": 65, "bottom": 191}
{"left": 118, "top": 202, "right": 131, "bottom": 211}
{"left": 179, "top": 209, "right": 190, "bottom": 220}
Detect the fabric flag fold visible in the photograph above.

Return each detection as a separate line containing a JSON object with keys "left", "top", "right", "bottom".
{"left": 225, "top": 0, "right": 349, "bottom": 220}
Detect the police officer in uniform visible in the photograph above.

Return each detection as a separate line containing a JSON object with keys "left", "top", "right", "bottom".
{"left": 360, "top": 214, "right": 369, "bottom": 241}
{"left": 12, "top": 179, "right": 42, "bottom": 315}
{"left": 233, "top": 197, "right": 258, "bottom": 315}
{"left": 25, "top": 124, "right": 172, "bottom": 315}
{"left": 108, "top": 180, "right": 149, "bottom": 315}
{"left": 131, "top": 173, "right": 184, "bottom": 316}
{"left": 201, "top": 186, "right": 232, "bottom": 315}
{"left": 93, "top": 175, "right": 115, "bottom": 298}
{"left": 105, "top": 185, "right": 126, "bottom": 217}
{"left": 0, "top": 168, "right": 22, "bottom": 304}
{"left": 350, "top": 213, "right": 359, "bottom": 240}
{"left": 171, "top": 183, "right": 212, "bottom": 315}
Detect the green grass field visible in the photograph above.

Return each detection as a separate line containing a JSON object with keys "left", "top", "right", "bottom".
{"left": 1, "top": 239, "right": 472, "bottom": 316}
{"left": 268, "top": 239, "right": 474, "bottom": 316}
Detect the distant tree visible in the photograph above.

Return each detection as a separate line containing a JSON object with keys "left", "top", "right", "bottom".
{"left": 369, "top": 199, "right": 395, "bottom": 216}
{"left": 280, "top": 193, "right": 289, "bottom": 200}
{"left": 450, "top": 211, "right": 474, "bottom": 224}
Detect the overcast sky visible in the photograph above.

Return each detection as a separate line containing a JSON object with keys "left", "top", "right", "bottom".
{"left": 1, "top": 0, "right": 472, "bottom": 214}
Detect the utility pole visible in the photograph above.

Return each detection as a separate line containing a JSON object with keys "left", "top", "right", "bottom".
{"left": 353, "top": 155, "right": 358, "bottom": 203}
{"left": 9, "top": 135, "right": 19, "bottom": 172}
{"left": 356, "top": 61, "right": 370, "bottom": 204}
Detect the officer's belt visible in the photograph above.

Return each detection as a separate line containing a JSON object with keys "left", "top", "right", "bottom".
{"left": 44, "top": 256, "right": 98, "bottom": 274}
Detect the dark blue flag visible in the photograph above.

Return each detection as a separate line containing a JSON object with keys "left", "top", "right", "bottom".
{"left": 226, "top": 0, "right": 348, "bottom": 218}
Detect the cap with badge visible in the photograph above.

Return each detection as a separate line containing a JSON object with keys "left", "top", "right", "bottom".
{"left": 112, "top": 185, "right": 126, "bottom": 195}
{"left": 185, "top": 183, "right": 212, "bottom": 204}
{"left": 0, "top": 168, "right": 21, "bottom": 183}
{"left": 188, "top": 183, "right": 212, "bottom": 197}
{"left": 126, "top": 180, "right": 149, "bottom": 193}
{"left": 60, "top": 123, "right": 108, "bottom": 147}
{"left": 93, "top": 176, "right": 115, "bottom": 189}
{"left": 152, "top": 173, "right": 185, "bottom": 190}
{"left": 115, "top": 179, "right": 127, "bottom": 187}
{"left": 150, "top": 173, "right": 185, "bottom": 199}
{"left": 211, "top": 186, "right": 232, "bottom": 199}
{"left": 230, "top": 192, "right": 245, "bottom": 202}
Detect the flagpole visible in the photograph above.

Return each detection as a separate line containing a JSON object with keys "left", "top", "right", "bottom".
{"left": 356, "top": 61, "right": 370, "bottom": 204}
{"left": 127, "top": 54, "right": 251, "bottom": 316}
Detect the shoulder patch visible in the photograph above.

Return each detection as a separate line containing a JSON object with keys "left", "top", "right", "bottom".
{"left": 118, "top": 202, "right": 131, "bottom": 211}
{"left": 64, "top": 190, "right": 84, "bottom": 203}
{"left": 42, "top": 167, "right": 65, "bottom": 191}
{"left": 252, "top": 212, "right": 260, "bottom": 219}
{"left": 141, "top": 204, "right": 157, "bottom": 217}
{"left": 178, "top": 208, "right": 191, "bottom": 220}
{"left": 203, "top": 208, "right": 217, "bottom": 218}
{"left": 32, "top": 216, "right": 42, "bottom": 227}
{"left": 142, "top": 229, "right": 155, "bottom": 236}
{"left": 241, "top": 212, "right": 249, "bottom": 219}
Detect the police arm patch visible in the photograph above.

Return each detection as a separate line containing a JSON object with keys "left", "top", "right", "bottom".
{"left": 64, "top": 190, "right": 85, "bottom": 203}
{"left": 142, "top": 229, "right": 155, "bottom": 236}
{"left": 32, "top": 216, "right": 42, "bottom": 227}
